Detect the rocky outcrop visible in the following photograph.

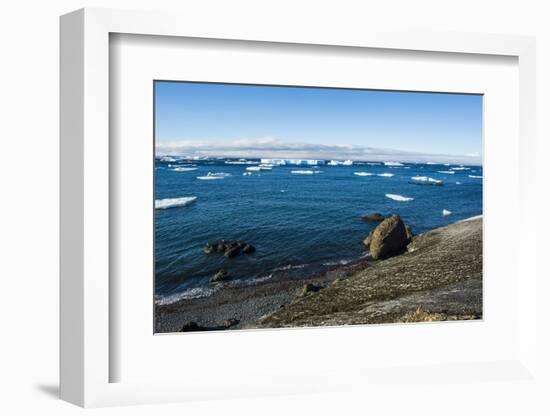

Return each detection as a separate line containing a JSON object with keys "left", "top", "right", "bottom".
{"left": 204, "top": 240, "right": 256, "bottom": 258}
{"left": 361, "top": 213, "right": 385, "bottom": 222}
{"left": 258, "top": 217, "right": 483, "bottom": 328}
{"left": 368, "top": 215, "right": 411, "bottom": 260}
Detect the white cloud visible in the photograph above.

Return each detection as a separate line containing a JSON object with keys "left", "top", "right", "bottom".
{"left": 156, "top": 137, "right": 482, "bottom": 165}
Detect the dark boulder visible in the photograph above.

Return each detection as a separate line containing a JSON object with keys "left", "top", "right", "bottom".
{"left": 298, "top": 283, "right": 323, "bottom": 297}
{"left": 180, "top": 321, "right": 202, "bottom": 332}
{"left": 223, "top": 318, "right": 240, "bottom": 328}
{"left": 203, "top": 243, "right": 216, "bottom": 254}
{"left": 369, "top": 214, "right": 409, "bottom": 260}
{"left": 361, "top": 213, "right": 385, "bottom": 222}
{"left": 211, "top": 269, "right": 230, "bottom": 282}
{"left": 224, "top": 245, "right": 242, "bottom": 258}
{"left": 242, "top": 244, "right": 256, "bottom": 254}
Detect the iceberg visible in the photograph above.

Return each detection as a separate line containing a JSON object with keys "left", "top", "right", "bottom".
{"left": 410, "top": 176, "right": 443, "bottom": 185}
{"left": 155, "top": 196, "right": 197, "bottom": 209}
{"left": 442, "top": 209, "right": 452, "bottom": 216}
{"left": 377, "top": 173, "right": 394, "bottom": 177}
{"left": 291, "top": 170, "right": 320, "bottom": 175}
{"left": 384, "top": 161, "right": 404, "bottom": 167}
{"left": 353, "top": 172, "right": 374, "bottom": 176}
{"left": 386, "top": 193, "right": 414, "bottom": 202}
{"left": 260, "top": 158, "right": 325, "bottom": 166}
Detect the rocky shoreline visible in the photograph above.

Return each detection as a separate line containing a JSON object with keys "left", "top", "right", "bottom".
{"left": 155, "top": 216, "right": 482, "bottom": 333}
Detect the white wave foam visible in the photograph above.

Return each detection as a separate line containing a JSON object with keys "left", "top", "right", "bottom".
{"left": 442, "top": 209, "right": 452, "bottom": 216}
{"left": 469, "top": 175, "right": 483, "bottom": 179}
{"left": 386, "top": 193, "right": 414, "bottom": 202}
{"left": 246, "top": 166, "right": 262, "bottom": 171}
{"left": 173, "top": 167, "right": 197, "bottom": 172}
{"left": 377, "top": 173, "right": 394, "bottom": 177}
{"left": 354, "top": 172, "right": 374, "bottom": 176}
{"left": 450, "top": 166, "right": 470, "bottom": 171}
{"left": 322, "top": 259, "right": 352, "bottom": 266}
{"left": 155, "top": 196, "right": 197, "bottom": 209}
{"left": 411, "top": 176, "right": 442, "bottom": 184}
{"left": 155, "top": 286, "right": 218, "bottom": 305}
{"left": 437, "top": 170, "right": 455, "bottom": 174}
{"left": 273, "top": 264, "right": 306, "bottom": 272}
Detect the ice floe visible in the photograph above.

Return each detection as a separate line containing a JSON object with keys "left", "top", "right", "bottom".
{"left": 155, "top": 196, "right": 197, "bottom": 209}
{"left": 385, "top": 193, "right": 414, "bottom": 202}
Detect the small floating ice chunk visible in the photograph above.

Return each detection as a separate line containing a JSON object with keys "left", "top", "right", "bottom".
{"left": 410, "top": 176, "right": 442, "bottom": 184}
{"left": 450, "top": 166, "right": 471, "bottom": 171}
{"left": 353, "top": 172, "right": 374, "bottom": 176}
{"left": 468, "top": 175, "right": 483, "bottom": 179}
{"left": 386, "top": 193, "right": 414, "bottom": 202}
{"left": 442, "top": 209, "right": 452, "bottom": 216}
{"left": 384, "top": 161, "right": 404, "bottom": 167}
{"left": 246, "top": 166, "right": 262, "bottom": 171}
{"left": 173, "top": 167, "right": 197, "bottom": 172}
{"left": 455, "top": 181, "right": 462, "bottom": 185}
{"left": 197, "top": 172, "right": 229, "bottom": 180}
{"left": 291, "top": 170, "right": 321, "bottom": 175}
{"left": 155, "top": 196, "right": 197, "bottom": 209}
{"left": 437, "top": 170, "right": 455, "bottom": 174}
{"left": 377, "top": 173, "right": 394, "bottom": 177}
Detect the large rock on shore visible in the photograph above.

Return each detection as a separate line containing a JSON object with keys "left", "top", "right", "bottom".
{"left": 369, "top": 215, "right": 410, "bottom": 260}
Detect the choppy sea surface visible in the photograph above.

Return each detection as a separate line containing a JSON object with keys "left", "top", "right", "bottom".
{"left": 155, "top": 159, "right": 482, "bottom": 305}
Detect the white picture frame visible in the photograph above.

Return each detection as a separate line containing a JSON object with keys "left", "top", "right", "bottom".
{"left": 60, "top": 7, "right": 538, "bottom": 408}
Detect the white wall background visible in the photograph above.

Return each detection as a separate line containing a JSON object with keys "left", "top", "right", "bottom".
{"left": 0, "top": 0, "right": 548, "bottom": 414}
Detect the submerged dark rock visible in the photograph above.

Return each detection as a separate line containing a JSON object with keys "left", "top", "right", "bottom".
{"left": 242, "top": 244, "right": 256, "bottom": 254}
{"left": 361, "top": 213, "right": 385, "bottom": 222}
{"left": 211, "top": 269, "right": 230, "bottom": 282}
{"left": 369, "top": 215, "right": 409, "bottom": 260}
{"left": 204, "top": 240, "right": 256, "bottom": 258}
{"left": 224, "top": 245, "right": 242, "bottom": 258}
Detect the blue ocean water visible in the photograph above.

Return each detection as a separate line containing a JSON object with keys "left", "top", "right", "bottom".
{"left": 155, "top": 160, "right": 482, "bottom": 304}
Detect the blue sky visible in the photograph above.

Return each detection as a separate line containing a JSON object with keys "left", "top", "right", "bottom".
{"left": 155, "top": 81, "right": 483, "bottom": 164}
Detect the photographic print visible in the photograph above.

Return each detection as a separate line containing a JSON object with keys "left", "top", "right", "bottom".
{"left": 154, "top": 81, "right": 483, "bottom": 333}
